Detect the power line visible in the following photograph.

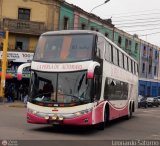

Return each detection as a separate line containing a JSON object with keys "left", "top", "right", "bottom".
{"left": 104, "top": 9, "right": 160, "bottom": 17}
{"left": 113, "top": 17, "right": 160, "bottom": 22}
{"left": 115, "top": 19, "right": 160, "bottom": 26}
{"left": 139, "top": 31, "right": 160, "bottom": 36}
{"left": 127, "top": 26, "right": 160, "bottom": 32}
{"left": 111, "top": 12, "right": 160, "bottom": 19}
{"left": 116, "top": 22, "right": 160, "bottom": 28}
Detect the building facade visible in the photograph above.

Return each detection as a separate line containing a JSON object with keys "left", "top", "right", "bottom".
{"left": 139, "top": 40, "right": 160, "bottom": 97}
{"left": 0, "top": 0, "right": 62, "bottom": 100}
{"left": 61, "top": 1, "right": 160, "bottom": 97}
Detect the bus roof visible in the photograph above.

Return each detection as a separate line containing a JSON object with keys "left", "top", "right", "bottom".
{"left": 42, "top": 30, "right": 99, "bottom": 36}
{"left": 42, "top": 30, "right": 138, "bottom": 64}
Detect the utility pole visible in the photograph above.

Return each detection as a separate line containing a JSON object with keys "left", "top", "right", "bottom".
{"left": 0, "top": 30, "right": 9, "bottom": 102}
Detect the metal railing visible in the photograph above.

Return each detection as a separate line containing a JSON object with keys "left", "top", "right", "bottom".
{"left": 1, "top": 18, "right": 47, "bottom": 35}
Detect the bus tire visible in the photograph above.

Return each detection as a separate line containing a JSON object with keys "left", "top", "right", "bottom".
{"left": 96, "top": 106, "right": 109, "bottom": 130}
{"left": 126, "top": 104, "right": 132, "bottom": 120}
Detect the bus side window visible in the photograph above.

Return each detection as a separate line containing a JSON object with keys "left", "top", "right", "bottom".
{"left": 97, "top": 36, "right": 105, "bottom": 59}
{"left": 131, "top": 60, "right": 133, "bottom": 73}
{"left": 94, "top": 67, "right": 102, "bottom": 100}
{"left": 124, "top": 55, "right": 128, "bottom": 70}
{"left": 128, "top": 58, "right": 131, "bottom": 72}
{"left": 105, "top": 41, "right": 112, "bottom": 62}
{"left": 104, "top": 78, "right": 127, "bottom": 100}
{"left": 113, "top": 47, "right": 118, "bottom": 65}
{"left": 119, "top": 51, "right": 124, "bottom": 68}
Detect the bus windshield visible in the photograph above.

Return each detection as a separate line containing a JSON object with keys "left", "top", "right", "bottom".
{"left": 29, "top": 71, "right": 92, "bottom": 106}
{"left": 33, "top": 34, "right": 94, "bottom": 62}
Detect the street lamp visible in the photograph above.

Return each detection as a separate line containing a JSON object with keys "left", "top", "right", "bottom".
{"left": 88, "top": 0, "right": 110, "bottom": 30}
{"left": 90, "top": 0, "right": 110, "bottom": 13}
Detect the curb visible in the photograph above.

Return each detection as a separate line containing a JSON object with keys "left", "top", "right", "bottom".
{"left": 8, "top": 104, "right": 26, "bottom": 108}
{"left": 0, "top": 101, "right": 26, "bottom": 108}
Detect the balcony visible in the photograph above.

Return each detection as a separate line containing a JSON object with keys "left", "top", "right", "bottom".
{"left": 1, "top": 18, "right": 47, "bottom": 35}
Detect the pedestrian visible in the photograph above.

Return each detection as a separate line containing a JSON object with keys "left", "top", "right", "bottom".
{"left": 18, "top": 84, "right": 23, "bottom": 101}
{"left": 23, "top": 92, "right": 28, "bottom": 105}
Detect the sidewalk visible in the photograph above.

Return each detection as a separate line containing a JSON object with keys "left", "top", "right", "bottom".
{"left": 0, "top": 100, "right": 26, "bottom": 108}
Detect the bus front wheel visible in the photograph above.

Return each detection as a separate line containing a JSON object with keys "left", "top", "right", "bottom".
{"left": 96, "top": 107, "right": 109, "bottom": 130}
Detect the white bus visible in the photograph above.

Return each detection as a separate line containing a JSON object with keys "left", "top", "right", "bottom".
{"left": 18, "top": 30, "right": 138, "bottom": 130}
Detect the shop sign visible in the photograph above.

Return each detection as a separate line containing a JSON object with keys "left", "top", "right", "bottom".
{"left": 0, "top": 51, "right": 34, "bottom": 63}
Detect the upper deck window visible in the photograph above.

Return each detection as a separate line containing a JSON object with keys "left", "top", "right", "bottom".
{"left": 33, "top": 34, "right": 94, "bottom": 62}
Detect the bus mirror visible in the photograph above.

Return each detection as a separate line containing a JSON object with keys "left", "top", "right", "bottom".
{"left": 87, "top": 71, "right": 94, "bottom": 79}
{"left": 17, "top": 73, "right": 23, "bottom": 80}
{"left": 17, "top": 63, "right": 31, "bottom": 80}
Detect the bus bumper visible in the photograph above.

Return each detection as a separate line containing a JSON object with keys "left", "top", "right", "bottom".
{"left": 27, "top": 112, "right": 93, "bottom": 125}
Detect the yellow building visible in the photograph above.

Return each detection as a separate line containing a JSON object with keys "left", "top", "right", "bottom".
{"left": 0, "top": 0, "right": 61, "bottom": 52}
{"left": 0, "top": 0, "right": 63, "bottom": 100}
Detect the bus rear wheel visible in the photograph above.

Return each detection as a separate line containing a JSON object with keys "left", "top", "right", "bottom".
{"left": 126, "top": 104, "right": 132, "bottom": 120}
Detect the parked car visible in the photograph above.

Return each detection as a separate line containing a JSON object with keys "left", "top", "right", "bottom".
{"left": 146, "top": 97, "right": 159, "bottom": 107}
{"left": 157, "top": 96, "right": 160, "bottom": 105}
{"left": 138, "top": 95, "right": 148, "bottom": 108}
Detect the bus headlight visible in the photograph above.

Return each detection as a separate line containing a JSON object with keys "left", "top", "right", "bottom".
{"left": 74, "top": 108, "right": 92, "bottom": 117}
{"left": 44, "top": 116, "right": 49, "bottom": 120}
{"left": 58, "top": 116, "right": 64, "bottom": 121}
{"left": 32, "top": 110, "right": 38, "bottom": 114}
{"left": 27, "top": 108, "right": 38, "bottom": 115}
{"left": 52, "top": 116, "right": 57, "bottom": 120}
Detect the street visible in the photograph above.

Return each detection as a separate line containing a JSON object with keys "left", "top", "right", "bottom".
{"left": 0, "top": 103, "right": 160, "bottom": 141}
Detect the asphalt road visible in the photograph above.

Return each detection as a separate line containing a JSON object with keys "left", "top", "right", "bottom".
{"left": 0, "top": 103, "right": 160, "bottom": 146}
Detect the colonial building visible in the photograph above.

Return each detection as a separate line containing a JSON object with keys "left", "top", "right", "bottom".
{"left": 139, "top": 40, "right": 160, "bottom": 97}
{"left": 0, "top": 0, "right": 62, "bottom": 100}
{"left": 0, "top": 0, "right": 62, "bottom": 52}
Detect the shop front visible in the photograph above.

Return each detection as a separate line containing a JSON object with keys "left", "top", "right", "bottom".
{"left": 0, "top": 51, "right": 34, "bottom": 100}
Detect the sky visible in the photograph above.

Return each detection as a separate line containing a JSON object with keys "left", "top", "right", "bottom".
{"left": 65, "top": 0, "right": 160, "bottom": 47}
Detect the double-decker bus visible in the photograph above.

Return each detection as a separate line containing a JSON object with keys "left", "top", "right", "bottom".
{"left": 17, "top": 30, "right": 138, "bottom": 130}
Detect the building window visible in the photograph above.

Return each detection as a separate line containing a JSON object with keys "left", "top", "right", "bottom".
{"left": 125, "top": 39, "right": 128, "bottom": 49}
{"left": 158, "top": 87, "right": 160, "bottom": 96}
{"left": 135, "top": 43, "right": 138, "bottom": 53}
{"left": 18, "top": 8, "right": 30, "bottom": 20}
{"left": 148, "top": 65, "right": 152, "bottom": 74}
{"left": 16, "top": 41, "right": 23, "bottom": 50}
{"left": 129, "top": 40, "right": 132, "bottom": 50}
{"left": 118, "top": 36, "right": 122, "bottom": 47}
{"left": 154, "top": 66, "right": 157, "bottom": 75}
{"left": 81, "top": 23, "right": 86, "bottom": 30}
{"left": 143, "top": 45, "right": 146, "bottom": 56}
{"left": 149, "top": 48, "right": 153, "bottom": 57}
{"left": 64, "top": 17, "right": 69, "bottom": 30}
{"left": 142, "top": 63, "right": 145, "bottom": 73}
{"left": 91, "top": 27, "right": 95, "bottom": 31}
{"left": 147, "top": 86, "right": 151, "bottom": 96}
{"left": 105, "top": 33, "right": 109, "bottom": 38}
{"left": 155, "top": 51, "right": 158, "bottom": 59}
